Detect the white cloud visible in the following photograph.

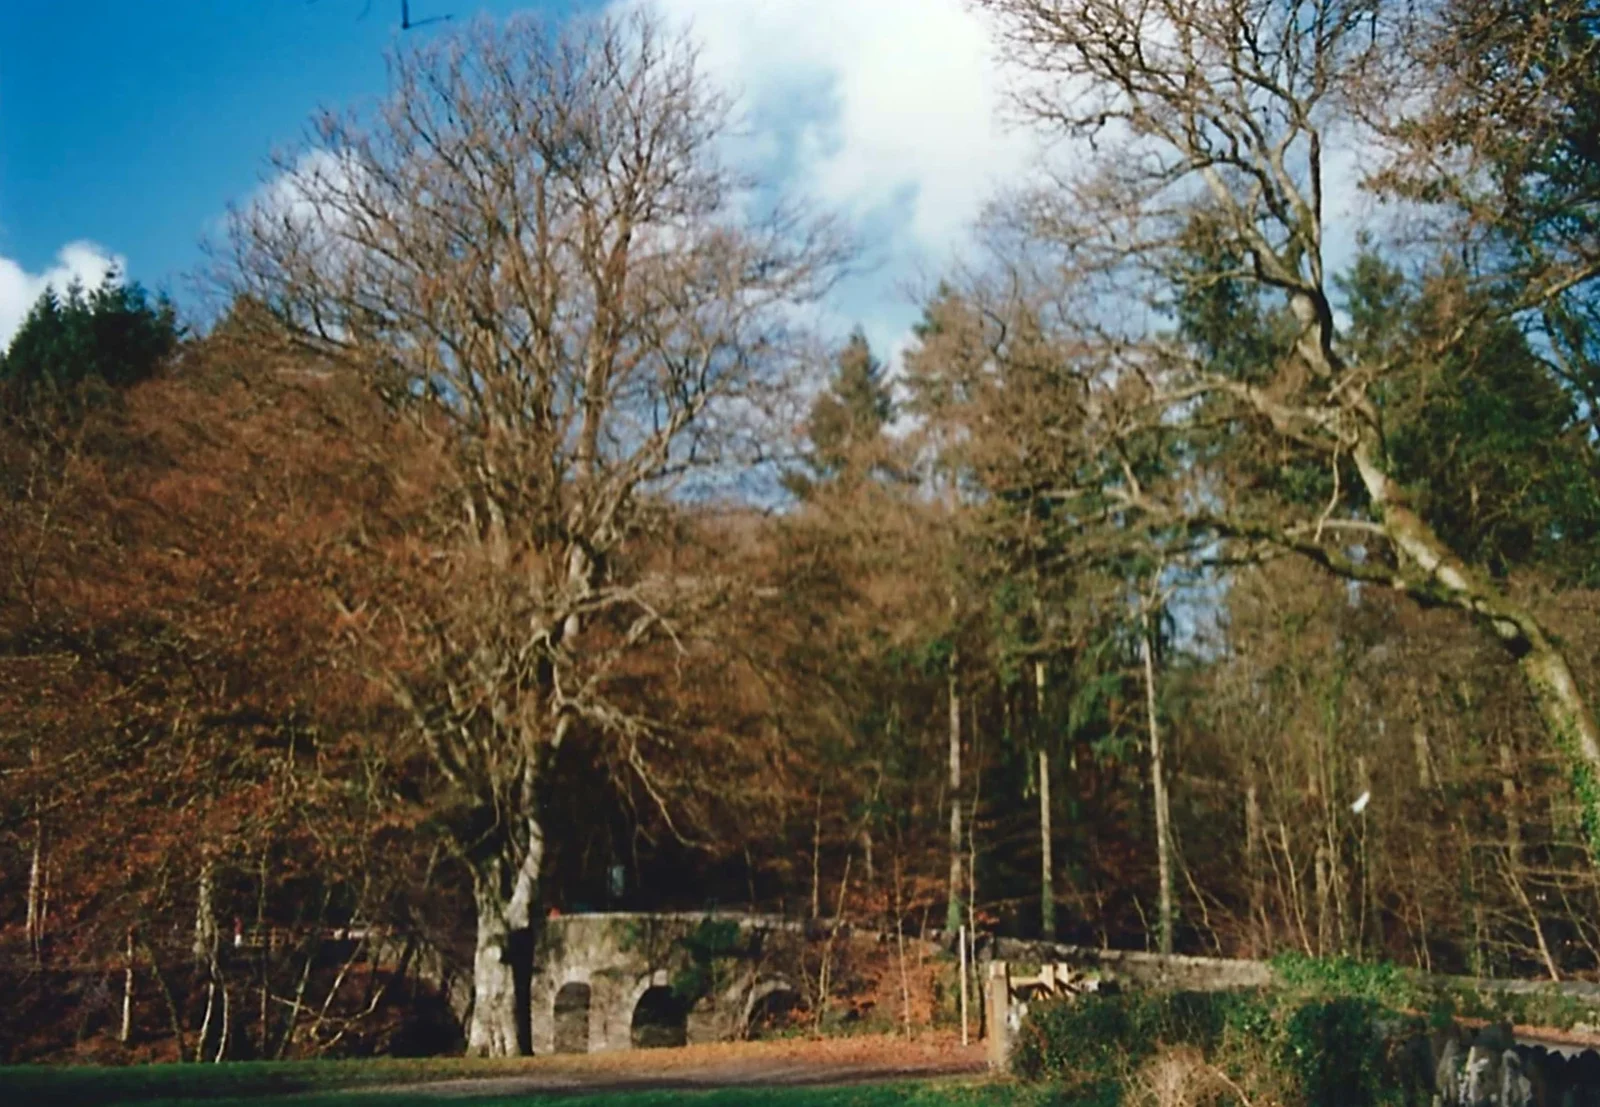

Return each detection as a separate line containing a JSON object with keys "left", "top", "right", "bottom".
{"left": 0, "top": 242, "right": 124, "bottom": 351}
{"left": 625, "top": 0, "right": 1037, "bottom": 401}
{"left": 235, "top": 5, "right": 1032, "bottom": 387}
{"left": 645, "top": 0, "right": 1032, "bottom": 264}
{"left": 250, "top": 148, "right": 361, "bottom": 235}
{"left": 228, "top": 148, "right": 369, "bottom": 277}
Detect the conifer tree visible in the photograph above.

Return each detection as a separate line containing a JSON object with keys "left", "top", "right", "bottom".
{"left": 1, "top": 276, "right": 178, "bottom": 395}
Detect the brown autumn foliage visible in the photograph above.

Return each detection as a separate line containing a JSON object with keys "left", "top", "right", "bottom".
{"left": 0, "top": 335, "right": 451, "bottom": 1058}
{"left": 6, "top": 322, "right": 1600, "bottom": 1060}
{"left": 4, "top": 0, "right": 1600, "bottom": 1067}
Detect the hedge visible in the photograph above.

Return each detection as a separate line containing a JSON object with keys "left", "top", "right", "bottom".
{"left": 1011, "top": 989, "right": 1432, "bottom": 1107}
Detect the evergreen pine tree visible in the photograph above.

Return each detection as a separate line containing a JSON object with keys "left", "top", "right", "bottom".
{"left": 1, "top": 274, "right": 179, "bottom": 396}
{"left": 788, "top": 328, "right": 893, "bottom": 496}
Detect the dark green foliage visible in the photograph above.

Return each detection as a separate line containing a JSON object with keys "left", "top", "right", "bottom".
{"left": 1170, "top": 213, "right": 1295, "bottom": 388}
{"left": 1269, "top": 953, "right": 1421, "bottom": 1009}
{"left": 1011, "top": 991, "right": 1267, "bottom": 1103}
{"left": 1013, "top": 989, "right": 1434, "bottom": 1107}
{"left": 811, "top": 329, "right": 892, "bottom": 465}
{"left": 670, "top": 917, "right": 746, "bottom": 1002}
{"left": 1010, "top": 993, "right": 1137, "bottom": 1104}
{"left": 1281, "top": 998, "right": 1391, "bottom": 1107}
{"left": 1388, "top": 317, "right": 1600, "bottom": 582}
{"left": 1338, "top": 250, "right": 1600, "bottom": 583}
{"left": 1461, "top": 0, "right": 1600, "bottom": 257}
{"left": 1169, "top": 214, "right": 1347, "bottom": 515}
{"left": 1414, "top": 979, "right": 1600, "bottom": 1032}
{"left": 0, "top": 275, "right": 178, "bottom": 399}
{"left": 1269, "top": 953, "right": 1600, "bottom": 1032}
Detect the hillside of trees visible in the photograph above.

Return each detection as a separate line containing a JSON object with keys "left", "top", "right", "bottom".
{"left": 3, "top": 0, "right": 1598, "bottom": 1062}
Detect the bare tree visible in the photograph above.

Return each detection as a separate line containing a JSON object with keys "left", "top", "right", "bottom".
{"left": 972, "top": 0, "right": 1600, "bottom": 845}
{"left": 219, "top": 10, "right": 842, "bottom": 1055}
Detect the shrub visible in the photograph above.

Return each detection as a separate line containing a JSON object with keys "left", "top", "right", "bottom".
{"left": 1013, "top": 990, "right": 1431, "bottom": 1107}
{"left": 1127, "top": 1046, "right": 1241, "bottom": 1107}
{"left": 1011, "top": 991, "right": 1136, "bottom": 1101}
{"left": 1011, "top": 991, "right": 1270, "bottom": 1104}
{"left": 1269, "top": 953, "right": 1419, "bottom": 1009}
{"left": 1281, "top": 997, "right": 1387, "bottom": 1106}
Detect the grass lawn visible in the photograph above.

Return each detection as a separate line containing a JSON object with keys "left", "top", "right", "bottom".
{"left": 133, "top": 1085, "right": 1071, "bottom": 1107}
{"left": 0, "top": 1055, "right": 1075, "bottom": 1107}
{"left": 0, "top": 1033, "right": 1046, "bottom": 1106}
{"left": 0, "top": 1060, "right": 1070, "bottom": 1107}
{"left": 0, "top": 1057, "right": 476, "bottom": 1105}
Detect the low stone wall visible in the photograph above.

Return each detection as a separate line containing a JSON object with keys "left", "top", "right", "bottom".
{"left": 981, "top": 944, "right": 1600, "bottom": 1104}
{"left": 985, "top": 938, "right": 1600, "bottom": 1018}
{"left": 986, "top": 938, "right": 1272, "bottom": 993}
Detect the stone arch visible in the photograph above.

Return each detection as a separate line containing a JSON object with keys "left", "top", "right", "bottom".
{"left": 618, "top": 970, "right": 670, "bottom": 1024}
{"left": 630, "top": 984, "right": 689, "bottom": 1049}
{"left": 552, "top": 980, "right": 592, "bottom": 1053}
{"left": 742, "top": 976, "right": 802, "bottom": 1039}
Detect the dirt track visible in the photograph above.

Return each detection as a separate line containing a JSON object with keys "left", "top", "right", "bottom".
{"left": 368, "top": 1035, "right": 989, "bottom": 1098}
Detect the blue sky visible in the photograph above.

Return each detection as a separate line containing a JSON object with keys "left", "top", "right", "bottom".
{"left": 0, "top": 0, "right": 1033, "bottom": 363}
{"left": 1, "top": 1, "right": 575, "bottom": 312}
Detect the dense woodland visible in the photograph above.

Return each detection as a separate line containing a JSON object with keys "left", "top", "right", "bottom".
{"left": 3, "top": 0, "right": 1599, "bottom": 1064}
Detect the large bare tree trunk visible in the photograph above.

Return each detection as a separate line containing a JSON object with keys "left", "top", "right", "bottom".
{"left": 221, "top": 9, "right": 844, "bottom": 1061}
{"left": 892, "top": 852, "right": 912, "bottom": 1039}
{"left": 467, "top": 888, "right": 521, "bottom": 1058}
{"left": 194, "top": 859, "right": 221, "bottom": 1063}
{"left": 466, "top": 815, "right": 543, "bottom": 1058}
{"left": 1355, "top": 755, "right": 1372, "bottom": 955}
{"left": 1315, "top": 845, "right": 1332, "bottom": 956}
{"left": 1350, "top": 446, "right": 1600, "bottom": 850}
{"left": 194, "top": 858, "right": 217, "bottom": 966}
{"left": 976, "top": 0, "right": 1600, "bottom": 862}
{"left": 1140, "top": 612, "right": 1173, "bottom": 955}
{"left": 215, "top": 983, "right": 231, "bottom": 1063}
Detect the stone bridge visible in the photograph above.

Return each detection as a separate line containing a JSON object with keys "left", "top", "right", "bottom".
{"left": 529, "top": 912, "right": 810, "bottom": 1054}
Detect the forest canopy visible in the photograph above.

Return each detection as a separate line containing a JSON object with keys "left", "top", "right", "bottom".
{"left": 3, "top": 0, "right": 1599, "bottom": 1063}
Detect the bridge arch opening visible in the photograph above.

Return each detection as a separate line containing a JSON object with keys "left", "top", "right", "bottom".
{"left": 630, "top": 985, "right": 688, "bottom": 1048}
{"left": 745, "top": 982, "right": 802, "bottom": 1039}
{"left": 552, "top": 982, "right": 591, "bottom": 1053}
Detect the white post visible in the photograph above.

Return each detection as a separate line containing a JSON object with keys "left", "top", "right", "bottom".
{"left": 958, "top": 924, "right": 970, "bottom": 1047}
{"left": 985, "top": 961, "right": 1009, "bottom": 1069}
